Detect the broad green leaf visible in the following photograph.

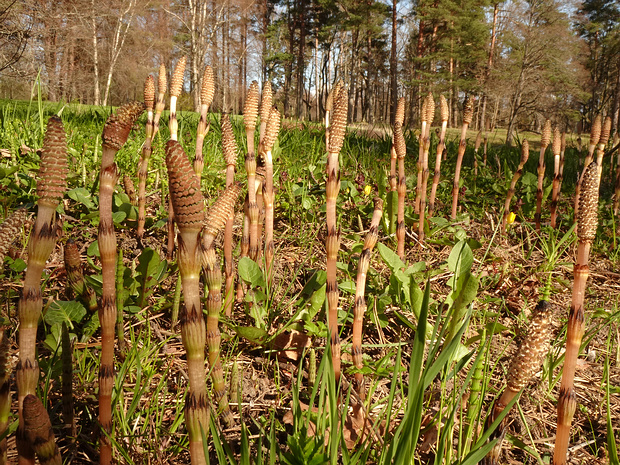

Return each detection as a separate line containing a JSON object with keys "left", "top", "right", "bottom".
{"left": 67, "top": 187, "right": 96, "bottom": 210}
{"left": 238, "top": 257, "right": 266, "bottom": 288}
{"left": 377, "top": 241, "right": 405, "bottom": 273}
{"left": 135, "top": 248, "right": 167, "bottom": 307}
{"left": 233, "top": 325, "right": 268, "bottom": 345}
{"left": 44, "top": 300, "right": 87, "bottom": 328}
{"left": 338, "top": 280, "right": 356, "bottom": 294}
{"left": 447, "top": 240, "right": 474, "bottom": 276}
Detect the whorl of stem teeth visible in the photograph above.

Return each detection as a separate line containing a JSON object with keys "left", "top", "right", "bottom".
{"left": 200, "top": 66, "right": 215, "bottom": 109}
{"left": 203, "top": 182, "right": 243, "bottom": 248}
{"left": 440, "top": 94, "right": 449, "bottom": 122}
{"left": 260, "top": 82, "right": 273, "bottom": 125}
{"left": 243, "top": 81, "right": 260, "bottom": 132}
{"left": 540, "top": 120, "right": 551, "bottom": 148}
{"left": 329, "top": 88, "right": 348, "bottom": 154}
{"left": 170, "top": 56, "right": 186, "bottom": 97}
{"left": 158, "top": 63, "right": 167, "bottom": 96}
{"left": 590, "top": 115, "right": 601, "bottom": 147}
{"left": 37, "top": 116, "right": 68, "bottom": 209}
{"left": 144, "top": 75, "right": 155, "bottom": 111}
{"left": 395, "top": 97, "right": 405, "bottom": 126}
{"left": 0, "top": 208, "right": 27, "bottom": 266}
{"left": 394, "top": 123, "right": 406, "bottom": 159}
{"left": 102, "top": 101, "right": 145, "bottom": 152}
{"left": 462, "top": 96, "right": 474, "bottom": 125}
{"left": 506, "top": 301, "right": 552, "bottom": 392}
{"left": 221, "top": 114, "right": 238, "bottom": 166}
{"left": 22, "top": 395, "right": 62, "bottom": 465}
{"left": 424, "top": 92, "right": 435, "bottom": 126}
{"left": 166, "top": 141, "right": 205, "bottom": 232}
{"left": 577, "top": 162, "right": 599, "bottom": 242}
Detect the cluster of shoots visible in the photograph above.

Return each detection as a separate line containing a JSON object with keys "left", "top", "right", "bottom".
{"left": 17, "top": 116, "right": 68, "bottom": 464}
{"left": 501, "top": 140, "right": 529, "bottom": 232}
{"left": 451, "top": 96, "right": 474, "bottom": 219}
{"left": 554, "top": 160, "right": 600, "bottom": 465}
{"left": 428, "top": 95, "right": 449, "bottom": 214}
{"left": 325, "top": 84, "right": 348, "bottom": 382}
{"left": 416, "top": 92, "right": 435, "bottom": 244}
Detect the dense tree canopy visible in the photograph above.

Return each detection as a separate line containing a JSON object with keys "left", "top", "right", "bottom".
{"left": 0, "top": 0, "right": 618, "bottom": 137}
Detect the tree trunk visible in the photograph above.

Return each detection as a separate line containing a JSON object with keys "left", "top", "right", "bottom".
{"left": 91, "top": 0, "right": 100, "bottom": 106}
{"left": 479, "top": 2, "right": 499, "bottom": 131}
{"left": 390, "top": 0, "right": 398, "bottom": 124}
{"left": 505, "top": 69, "right": 526, "bottom": 146}
{"left": 296, "top": 0, "right": 306, "bottom": 119}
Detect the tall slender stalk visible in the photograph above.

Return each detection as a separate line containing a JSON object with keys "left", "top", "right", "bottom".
{"left": 450, "top": 96, "right": 473, "bottom": 220}
{"left": 352, "top": 197, "right": 383, "bottom": 397}
{"left": 501, "top": 140, "right": 529, "bottom": 233}
{"left": 550, "top": 127, "right": 562, "bottom": 228}
{"left": 535, "top": 120, "right": 551, "bottom": 231}
{"left": 558, "top": 132, "right": 566, "bottom": 194}
{"left": 166, "top": 140, "right": 209, "bottom": 464}
{"left": 201, "top": 182, "right": 242, "bottom": 428}
{"left": 244, "top": 82, "right": 260, "bottom": 262}
{"left": 429, "top": 95, "right": 449, "bottom": 214}
{"left": 387, "top": 97, "right": 405, "bottom": 236}
{"left": 418, "top": 93, "right": 435, "bottom": 244}
{"left": 554, "top": 161, "right": 600, "bottom": 465}
{"left": 595, "top": 116, "right": 612, "bottom": 185}
{"left": 415, "top": 95, "right": 430, "bottom": 214}
{"left": 483, "top": 300, "right": 552, "bottom": 465}
{"left": 22, "top": 394, "right": 62, "bottom": 465}
{"left": 394, "top": 121, "right": 407, "bottom": 260}
{"left": 0, "top": 207, "right": 28, "bottom": 269}
{"left": 17, "top": 116, "right": 68, "bottom": 465}
{"left": 137, "top": 75, "right": 155, "bottom": 241}
{"left": 152, "top": 63, "right": 167, "bottom": 139}
{"left": 473, "top": 131, "right": 482, "bottom": 176}
{"left": 194, "top": 65, "right": 215, "bottom": 176}
{"left": 0, "top": 330, "right": 10, "bottom": 465}
{"left": 574, "top": 115, "right": 600, "bottom": 219}
{"left": 326, "top": 86, "right": 347, "bottom": 382}
{"left": 61, "top": 324, "right": 76, "bottom": 445}
{"left": 98, "top": 102, "right": 144, "bottom": 465}
{"left": 221, "top": 114, "right": 238, "bottom": 317}
{"left": 261, "top": 107, "right": 281, "bottom": 283}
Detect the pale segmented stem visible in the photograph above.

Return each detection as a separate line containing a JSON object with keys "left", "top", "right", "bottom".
{"left": 326, "top": 86, "right": 347, "bottom": 382}
{"left": 451, "top": 96, "right": 473, "bottom": 220}
{"left": 243, "top": 82, "right": 260, "bottom": 262}
{"left": 390, "top": 97, "right": 405, "bottom": 193}
{"left": 418, "top": 93, "right": 435, "bottom": 243}
{"left": 473, "top": 131, "right": 482, "bottom": 176}
{"left": 98, "top": 102, "right": 144, "bottom": 465}
{"left": 166, "top": 140, "right": 209, "bottom": 465}
{"left": 550, "top": 127, "right": 562, "bottom": 228}
{"left": 17, "top": 116, "right": 68, "bottom": 465}
{"left": 221, "top": 114, "right": 238, "bottom": 317}
{"left": 201, "top": 182, "right": 242, "bottom": 428}
{"left": 415, "top": 94, "right": 429, "bottom": 214}
{"left": 261, "top": 108, "right": 281, "bottom": 283}
{"left": 194, "top": 65, "right": 215, "bottom": 176}
{"left": 554, "top": 161, "right": 599, "bottom": 465}
{"left": 394, "top": 123, "right": 407, "bottom": 260}
{"left": 352, "top": 198, "right": 383, "bottom": 397}
{"left": 558, "top": 132, "right": 566, "bottom": 194}
{"left": 61, "top": 324, "right": 76, "bottom": 445}
{"left": 22, "top": 395, "right": 62, "bottom": 465}
{"left": 535, "top": 120, "right": 551, "bottom": 231}
{"left": 429, "top": 95, "right": 449, "bottom": 214}
{"left": 502, "top": 140, "right": 529, "bottom": 233}
{"left": 138, "top": 75, "right": 155, "bottom": 240}
{"left": 483, "top": 300, "right": 552, "bottom": 465}
{"left": 152, "top": 63, "right": 167, "bottom": 139}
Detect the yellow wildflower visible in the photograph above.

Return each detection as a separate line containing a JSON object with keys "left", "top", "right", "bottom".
{"left": 507, "top": 212, "right": 516, "bottom": 225}
{"left": 364, "top": 185, "right": 372, "bottom": 196}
